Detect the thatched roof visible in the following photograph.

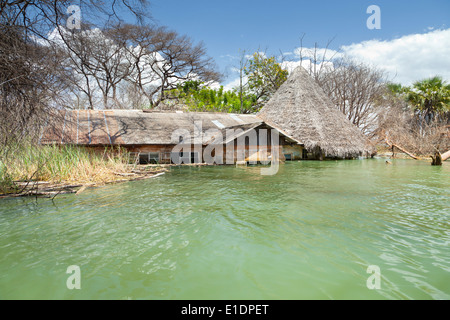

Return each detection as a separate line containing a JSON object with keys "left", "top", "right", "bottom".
{"left": 40, "top": 110, "right": 262, "bottom": 146}
{"left": 40, "top": 69, "right": 375, "bottom": 158}
{"left": 257, "top": 66, "right": 375, "bottom": 158}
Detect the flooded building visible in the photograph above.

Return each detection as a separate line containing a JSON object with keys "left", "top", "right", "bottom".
{"left": 40, "top": 67, "right": 374, "bottom": 164}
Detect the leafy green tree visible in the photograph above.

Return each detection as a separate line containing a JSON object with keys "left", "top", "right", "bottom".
{"left": 405, "top": 76, "right": 450, "bottom": 124}
{"left": 386, "top": 83, "right": 409, "bottom": 96}
{"left": 166, "top": 51, "right": 289, "bottom": 114}
{"left": 166, "top": 81, "right": 259, "bottom": 114}
{"left": 244, "top": 52, "right": 289, "bottom": 106}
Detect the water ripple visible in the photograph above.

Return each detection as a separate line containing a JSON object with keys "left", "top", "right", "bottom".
{"left": 0, "top": 160, "right": 449, "bottom": 299}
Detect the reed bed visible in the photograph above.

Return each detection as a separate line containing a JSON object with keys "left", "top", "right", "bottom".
{"left": 0, "top": 144, "right": 132, "bottom": 194}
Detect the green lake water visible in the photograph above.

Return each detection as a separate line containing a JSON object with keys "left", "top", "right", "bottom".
{"left": 0, "top": 159, "right": 449, "bottom": 300}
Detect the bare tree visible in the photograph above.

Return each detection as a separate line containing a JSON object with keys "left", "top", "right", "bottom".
{"left": 0, "top": 1, "right": 150, "bottom": 37}
{"left": 0, "top": 15, "right": 67, "bottom": 145}
{"left": 375, "top": 87, "right": 450, "bottom": 157}
{"left": 116, "top": 24, "right": 221, "bottom": 108}
{"left": 0, "top": 0, "right": 150, "bottom": 112}
{"left": 315, "top": 59, "right": 386, "bottom": 135}
{"left": 152, "top": 28, "right": 221, "bottom": 107}
{"left": 52, "top": 23, "right": 221, "bottom": 110}
{"left": 297, "top": 34, "right": 339, "bottom": 82}
{"left": 86, "top": 27, "right": 134, "bottom": 109}
{"left": 0, "top": 0, "right": 150, "bottom": 191}
{"left": 237, "top": 49, "right": 249, "bottom": 113}
{"left": 117, "top": 25, "right": 168, "bottom": 107}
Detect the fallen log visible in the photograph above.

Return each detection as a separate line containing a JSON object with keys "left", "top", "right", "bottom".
{"left": 76, "top": 185, "right": 88, "bottom": 195}
{"left": 392, "top": 144, "right": 421, "bottom": 160}
{"left": 0, "top": 189, "right": 77, "bottom": 199}
{"left": 113, "top": 172, "right": 137, "bottom": 177}
{"left": 442, "top": 150, "right": 450, "bottom": 162}
{"left": 385, "top": 138, "right": 420, "bottom": 160}
{"left": 0, "top": 169, "right": 169, "bottom": 199}
{"left": 14, "top": 181, "right": 50, "bottom": 187}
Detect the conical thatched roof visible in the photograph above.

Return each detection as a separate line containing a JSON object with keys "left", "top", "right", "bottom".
{"left": 257, "top": 66, "right": 375, "bottom": 159}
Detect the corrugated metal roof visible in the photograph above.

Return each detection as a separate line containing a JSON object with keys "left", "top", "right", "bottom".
{"left": 229, "top": 114, "right": 245, "bottom": 123}
{"left": 40, "top": 110, "right": 264, "bottom": 146}
{"left": 211, "top": 120, "right": 226, "bottom": 129}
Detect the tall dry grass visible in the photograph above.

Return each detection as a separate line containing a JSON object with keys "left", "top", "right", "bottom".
{"left": 0, "top": 143, "right": 132, "bottom": 194}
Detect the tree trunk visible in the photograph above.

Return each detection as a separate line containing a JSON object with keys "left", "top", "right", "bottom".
{"left": 431, "top": 152, "right": 442, "bottom": 166}
{"left": 442, "top": 150, "right": 450, "bottom": 162}
{"left": 432, "top": 150, "right": 450, "bottom": 166}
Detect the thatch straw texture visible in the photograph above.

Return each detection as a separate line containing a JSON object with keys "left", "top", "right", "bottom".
{"left": 258, "top": 66, "right": 375, "bottom": 158}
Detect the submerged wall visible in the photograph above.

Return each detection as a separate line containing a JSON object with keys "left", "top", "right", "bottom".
{"left": 282, "top": 145, "right": 304, "bottom": 161}
{"left": 123, "top": 144, "right": 287, "bottom": 165}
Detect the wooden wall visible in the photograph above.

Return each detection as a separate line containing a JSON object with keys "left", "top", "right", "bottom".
{"left": 88, "top": 143, "right": 290, "bottom": 165}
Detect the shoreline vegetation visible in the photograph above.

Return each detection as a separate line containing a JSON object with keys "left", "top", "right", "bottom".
{"left": 0, "top": 144, "right": 447, "bottom": 200}
{"left": 0, "top": 144, "right": 169, "bottom": 199}
{"left": 1, "top": 1, "right": 448, "bottom": 199}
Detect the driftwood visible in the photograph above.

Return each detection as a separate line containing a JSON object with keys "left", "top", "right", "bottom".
{"left": 114, "top": 172, "right": 137, "bottom": 177}
{"left": 442, "top": 150, "right": 450, "bottom": 162}
{"left": 0, "top": 169, "right": 168, "bottom": 199}
{"left": 76, "top": 185, "right": 88, "bottom": 195}
{"left": 0, "top": 187, "right": 79, "bottom": 199}
{"left": 385, "top": 138, "right": 420, "bottom": 160}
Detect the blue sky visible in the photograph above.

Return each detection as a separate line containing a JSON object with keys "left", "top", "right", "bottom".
{"left": 144, "top": 0, "right": 450, "bottom": 86}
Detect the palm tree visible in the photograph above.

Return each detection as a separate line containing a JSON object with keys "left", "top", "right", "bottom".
{"left": 406, "top": 76, "right": 450, "bottom": 126}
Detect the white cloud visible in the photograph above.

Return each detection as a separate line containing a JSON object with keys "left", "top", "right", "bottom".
{"left": 222, "top": 29, "right": 450, "bottom": 89}
{"left": 293, "top": 47, "right": 341, "bottom": 62}
{"left": 341, "top": 28, "right": 450, "bottom": 85}
{"left": 229, "top": 67, "right": 240, "bottom": 73}
{"left": 222, "top": 59, "right": 333, "bottom": 91}
{"left": 223, "top": 76, "right": 247, "bottom": 92}
{"left": 222, "top": 59, "right": 334, "bottom": 91}
{"left": 220, "top": 54, "right": 239, "bottom": 61}
{"left": 244, "top": 51, "right": 267, "bottom": 60}
{"left": 280, "top": 60, "right": 334, "bottom": 74}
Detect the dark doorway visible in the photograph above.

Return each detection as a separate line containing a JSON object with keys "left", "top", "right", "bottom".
{"left": 302, "top": 149, "right": 308, "bottom": 159}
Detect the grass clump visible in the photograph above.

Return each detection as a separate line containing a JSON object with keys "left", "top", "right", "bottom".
{"left": 0, "top": 143, "right": 131, "bottom": 194}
